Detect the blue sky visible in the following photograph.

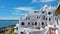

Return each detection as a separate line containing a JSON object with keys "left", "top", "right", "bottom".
{"left": 0, "top": 0, "right": 58, "bottom": 20}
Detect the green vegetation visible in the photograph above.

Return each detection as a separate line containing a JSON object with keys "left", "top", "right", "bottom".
{"left": 9, "top": 27, "right": 14, "bottom": 34}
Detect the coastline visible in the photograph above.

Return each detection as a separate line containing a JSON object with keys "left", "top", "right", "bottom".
{"left": 0, "top": 25, "right": 15, "bottom": 34}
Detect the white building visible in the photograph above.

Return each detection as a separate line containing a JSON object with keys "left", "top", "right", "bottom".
{"left": 14, "top": 4, "right": 59, "bottom": 34}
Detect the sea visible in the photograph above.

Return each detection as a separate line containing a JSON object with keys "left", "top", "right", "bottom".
{"left": 0, "top": 20, "right": 19, "bottom": 28}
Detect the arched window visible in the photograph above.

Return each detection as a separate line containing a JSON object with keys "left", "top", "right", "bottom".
{"left": 42, "top": 22, "right": 44, "bottom": 25}
{"left": 21, "top": 22, "right": 24, "bottom": 25}
{"left": 35, "top": 22, "right": 37, "bottom": 25}
{"left": 42, "top": 11, "right": 45, "bottom": 14}
{"left": 21, "top": 32, "right": 23, "bottom": 34}
{"left": 49, "top": 18, "right": 51, "bottom": 21}
{"left": 28, "top": 22, "right": 30, "bottom": 25}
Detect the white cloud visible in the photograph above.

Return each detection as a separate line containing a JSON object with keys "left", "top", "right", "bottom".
{"left": 13, "top": 7, "right": 39, "bottom": 15}
{"left": 12, "top": 10, "right": 26, "bottom": 15}
{"left": 0, "top": 18, "right": 19, "bottom": 20}
{"left": 40, "top": 0, "right": 55, "bottom": 2}
{"left": 13, "top": 7, "right": 39, "bottom": 14}
{"left": 13, "top": 7, "right": 31, "bottom": 15}
{"left": 15, "top": 11, "right": 20, "bottom": 12}
{"left": 32, "top": 0, "right": 55, "bottom": 3}
{"left": 32, "top": 0, "right": 37, "bottom": 3}
{"left": 12, "top": 12, "right": 19, "bottom": 15}
{"left": 14, "top": 7, "right": 34, "bottom": 12}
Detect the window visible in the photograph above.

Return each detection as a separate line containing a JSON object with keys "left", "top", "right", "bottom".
{"left": 42, "top": 22, "right": 44, "bottom": 25}
{"left": 28, "top": 22, "right": 30, "bottom": 25}
{"left": 35, "top": 22, "right": 37, "bottom": 25}
{"left": 42, "top": 11, "right": 45, "bottom": 14}
{"left": 49, "top": 18, "right": 51, "bottom": 21}
{"left": 48, "top": 12, "right": 51, "bottom": 15}
{"left": 37, "top": 16, "right": 40, "bottom": 19}
{"left": 21, "top": 32, "right": 24, "bottom": 34}
{"left": 37, "top": 17, "right": 38, "bottom": 19}
{"left": 46, "top": 18, "right": 47, "bottom": 20}
{"left": 21, "top": 22, "right": 24, "bottom": 25}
